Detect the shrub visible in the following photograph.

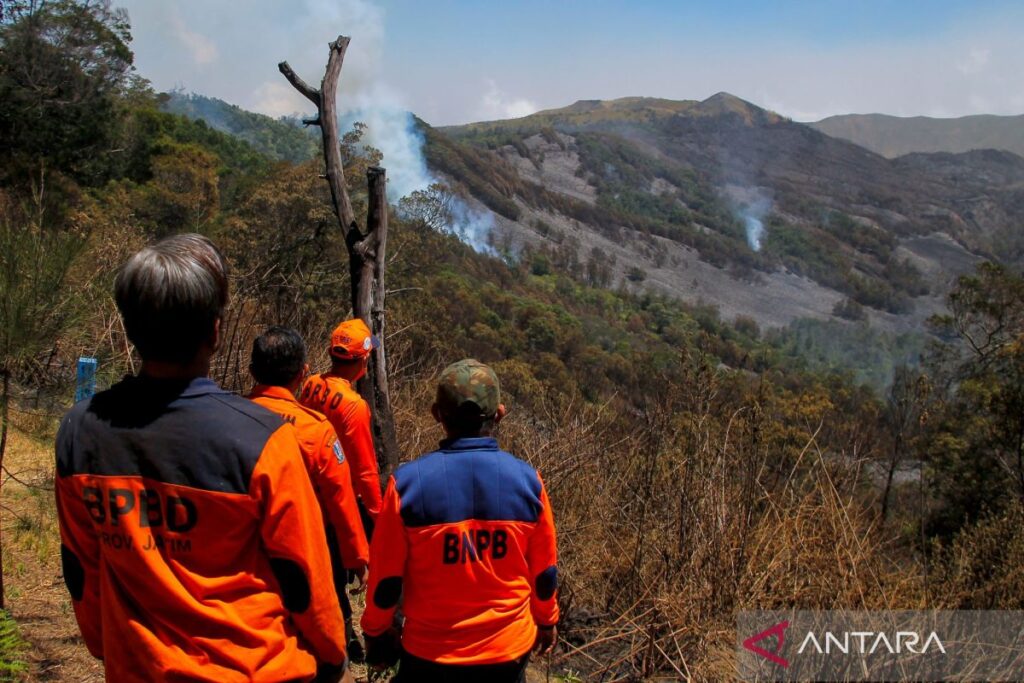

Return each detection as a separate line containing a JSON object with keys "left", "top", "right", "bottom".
{"left": 0, "top": 610, "right": 27, "bottom": 679}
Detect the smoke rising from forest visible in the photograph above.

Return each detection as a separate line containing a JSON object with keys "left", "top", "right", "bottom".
{"left": 340, "top": 87, "right": 429, "bottom": 203}
{"left": 744, "top": 214, "right": 764, "bottom": 252}
{"left": 341, "top": 91, "right": 495, "bottom": 254}
{"left": 325, "top": 2, "right": 493, "bottom": 253}
{"left": 739, "top": 194, "right": 772, "bottom": 252}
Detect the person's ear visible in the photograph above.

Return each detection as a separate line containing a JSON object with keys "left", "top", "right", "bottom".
{"left": 211, "top": 317, "right": 223, "bottom": 353}
{"left": 494, "top": 403, "right": 507, "bottom": 425}
{"left": 288, "top": 368, "right": 305, "bottom": 394}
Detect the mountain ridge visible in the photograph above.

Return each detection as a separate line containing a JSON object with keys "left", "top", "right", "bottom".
{"left": 447, "top": 92, "right": 785, "bottom": 133}
{"left": 810, "top": 111, "right": 1024, "bottom": 158}
{"left": 161, "top": 90, "right": 1021, "bottom": 339}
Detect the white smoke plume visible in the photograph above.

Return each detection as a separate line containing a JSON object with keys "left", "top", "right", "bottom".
{"left": 310, "top": 1, "right": 494, "bottom": 252}
{"left": 449, "top": 200, "right": 496, "bottom": 255}
{"left": 340, "top": 84, "right": 431, "bottom": 203}
{"left": 744, "top": 214, "right": 764, "bottom": 252}
{"left": 120, "top": 0, "right": 497, "bottom": 255}
{"left": 339, "top": 85, "right": 495, "bottom": 253}
{"left": 739, "top": 194, "right": 772, "bottom": 252}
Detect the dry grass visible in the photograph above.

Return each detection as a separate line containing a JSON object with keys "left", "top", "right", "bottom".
{"left": 472, "top": 356, "right": 935, "bottom": 681}
{"left": 361, "top": 353, "right": 922, "bottom": 680}
{"left": 0, "top": 369, "right": 926, "bottom": 683}
{"left": 1, "top": 418, "right": 102, "bottom": 682}
{"left": 4, "top": 349, "right": 1023, "bottom": 681}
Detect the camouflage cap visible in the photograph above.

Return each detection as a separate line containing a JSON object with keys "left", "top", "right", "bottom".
{"left": 436, "top": 358, "right": 501, "bottom": 418}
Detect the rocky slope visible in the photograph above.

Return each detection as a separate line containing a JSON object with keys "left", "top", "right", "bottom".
{"left": 431, "top": 94, "right": 1021, "bottom": 331}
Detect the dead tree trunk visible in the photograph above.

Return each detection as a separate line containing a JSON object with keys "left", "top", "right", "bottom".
{"left": 364, "top": 168, "right": 399, "bottom": 472}
{"left": 279, "top": 36, "right": 399, "bottom": 477}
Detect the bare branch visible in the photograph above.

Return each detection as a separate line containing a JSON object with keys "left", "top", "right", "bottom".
{"left": 319, "top": 36, "right": 356, "bottom": 232}
{"left": 280, "top": 37, "right": 356, "bottom": 234}
{"left": 277, "top": 61, "right": 320, "bottom": 105}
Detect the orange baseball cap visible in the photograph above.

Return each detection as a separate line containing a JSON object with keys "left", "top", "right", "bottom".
{"left": 330, "top": 318, "right": 379, "bottom": 359}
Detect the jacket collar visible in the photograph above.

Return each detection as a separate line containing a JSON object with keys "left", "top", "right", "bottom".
{"left": 248, "top": 384, "right": 299, "bottom": 403}
{"left": 124, "top": 375, "right": 225, "bottom": 399}
{"left": 179, "top": 377, "right": 224, "bottom": 397}
{"left": 439, "top": 436, "right": 499, "bottom": 452}
{"left": 321, "top": 372, "right": 354, "bottom": 388}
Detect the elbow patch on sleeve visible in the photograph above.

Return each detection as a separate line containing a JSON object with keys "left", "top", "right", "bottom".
{"left": 536, "top": 565, "right": 558, "bottom": 601}
{"left": 270, "top": 558, "right": 312, "bottom": 613}
{"left": 372, "top": 576, "right": 403, "bottom": 609}
{"left": 60, "top": 544, "right": 85, "bottom": 601}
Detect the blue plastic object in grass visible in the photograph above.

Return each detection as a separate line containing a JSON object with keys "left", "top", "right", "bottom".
{"left": 75, "top": 357, "right": 98, "bottom": 403}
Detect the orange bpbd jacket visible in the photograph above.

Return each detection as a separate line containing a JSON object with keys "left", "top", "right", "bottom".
{"left": 249, "top": 384, "right": 369, "bottom": 569}
{"left": 361, "top": 437, "right": 559, "bottom": 665}
{"left": 55, "top": 376, "right": 347, "bottom": 682}
{"left": 299, "top": 373, "right": 382, "bottom": 519}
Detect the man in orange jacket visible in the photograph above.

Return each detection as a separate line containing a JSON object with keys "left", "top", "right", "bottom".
{"left": 299, "top": 317, "right": 383, "bottom": 661}
{"left": 362, "top": 359, "right": 559, "bottom": 682}
{"left": 300, "top": 318, "right": 382, "bottom": 525}
{"left": 55, "top": 234, "right": 352, "bottom": 682}
{"left": 247, "top": 326, "right": 370, "bottom": 597}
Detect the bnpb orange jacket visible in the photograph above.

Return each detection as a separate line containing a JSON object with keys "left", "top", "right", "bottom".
{"left": 248, "top": 384, "right": 369, "bottom": 569}
{"left": 361, "top": 437, "right": 559, "bottom": 665}
{"left": 299, "top": 373, "right": 382, "bottom": 519}
{"left": 55, "top": 376, "right": 347, "bottom": 682}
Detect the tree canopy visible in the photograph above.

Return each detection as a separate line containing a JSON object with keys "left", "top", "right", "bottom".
{"left": 0, "top": 0, "right": 136, "bottom": 186}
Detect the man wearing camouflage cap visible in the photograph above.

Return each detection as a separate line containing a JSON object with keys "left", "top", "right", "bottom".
{"left": 362, "top": 359, "right": 560, "bottom": 682}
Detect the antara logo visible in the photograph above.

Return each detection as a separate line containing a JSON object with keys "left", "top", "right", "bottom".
{"left": 743, "top": 619, "right": 948, "bottom": 670}
{"left": 797, "top": 631, "right": 946, "bottom": 655}
{"left": 743, "top": 620, "right": 791, "bottom": 668}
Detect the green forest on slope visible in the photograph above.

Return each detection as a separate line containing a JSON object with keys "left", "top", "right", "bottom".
{"left": 2, "top": 3, "right": 1024, "bottom": 679}
{"left": 160, "top": 91, "right": 321, "bottom": 163}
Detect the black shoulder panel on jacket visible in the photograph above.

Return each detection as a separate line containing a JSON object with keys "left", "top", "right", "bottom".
{"left": 60, "top": 544, "right": 85, "bottom": 601}
{"left": 373, "top": 576, "right": 403, "bottom": 609}
{"left": 56, "top": 377, "right": 282, "bottom": 494}
{"left": 269, "top": 557, "right": 312, "bottom": 614}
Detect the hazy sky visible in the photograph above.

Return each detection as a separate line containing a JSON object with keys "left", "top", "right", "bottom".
{"left": 118, "top": 0, "right": 1024, "bottom": 125}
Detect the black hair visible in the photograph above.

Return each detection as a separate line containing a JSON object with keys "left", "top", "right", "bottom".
{"left": 330, "top": 354, "right": 367, "bottom": 370}
{"left": 250, "top": 326, "right": 306, "bottom": 387}
{"left": 436, "top": 399, "right": 497, "bottom": 438}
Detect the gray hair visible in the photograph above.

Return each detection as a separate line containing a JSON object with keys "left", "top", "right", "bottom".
{"left": 115, "top": 233, "right": 229, "bottom": 363}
